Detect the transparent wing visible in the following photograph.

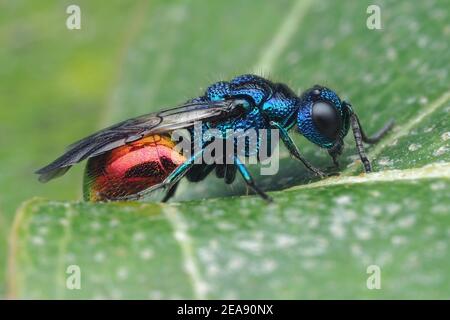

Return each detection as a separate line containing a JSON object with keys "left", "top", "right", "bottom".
{"left": 36, "top": 99, "right": 246, "bottom": 182}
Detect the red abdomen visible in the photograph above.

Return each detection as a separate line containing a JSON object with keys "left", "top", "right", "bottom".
{"left": 83, "top": 134, "right": 186, "bottom": 201}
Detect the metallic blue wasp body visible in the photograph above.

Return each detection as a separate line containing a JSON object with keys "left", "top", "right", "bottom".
{"left": 190, "top": 74, "right": 297, "bottom": 157}
{"left": 36, "top": 74, "right": 394, "bottom": 202}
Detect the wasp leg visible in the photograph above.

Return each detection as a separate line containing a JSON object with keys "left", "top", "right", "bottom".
{"left": 215, "top": 165, "right": 225, "bottom": 179}
{"left": 357, "top": 116, "right": 395, "bottom": 144}
{"left": 349, "top": 113, "right": 372, "bottom": 173}
{"left": 234, "top": 156, "right": 272, "bottom": 202}
{"left": 326, "top": 138, "right": 343, "bottom": 174}
{"left": 187, "top": 164, "right": 215, "bottom": 182}
{"left": 270, "top": 121, "right": 326, "bottom": 178}
{"left": 161, "top": 181, "right": 180, "bottom": 202}
{"left": 328, "top": 151, "right": 340, "bottom": 169}
{"left": 162, "top": 181, "right": 180, "bottom": 203}
{"left": 216, "top": 164, "right": 236, "bottom": 184}
{"left": 224, "top": 164, "right": 237, "bottom": 184}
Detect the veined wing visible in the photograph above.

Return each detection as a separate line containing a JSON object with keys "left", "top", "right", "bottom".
{"left": 36, "top": 98, "right": 246, "bottom": 182}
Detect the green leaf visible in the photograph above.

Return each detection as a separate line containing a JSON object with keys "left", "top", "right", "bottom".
{"left": 9, "top": 170, "right": 450, "bottom": 299}
{"left": 6, "top": 0, "right": 450, "bottom": 298}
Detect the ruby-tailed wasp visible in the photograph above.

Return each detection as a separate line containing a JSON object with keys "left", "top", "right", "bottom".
{"left": 36, "top": 74, "right": 394, "bottom": 202}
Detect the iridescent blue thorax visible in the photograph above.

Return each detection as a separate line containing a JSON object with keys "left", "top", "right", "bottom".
{"left": 205, "top": 75, "right": 297, "bottom": 130}
{"left": 189, "top": 74, "right": 351, "bottom": 155}
{"left": 192, "top": 74, "right": 299, "bottom": 156}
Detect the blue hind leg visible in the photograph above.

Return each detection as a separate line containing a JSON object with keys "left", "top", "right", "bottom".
{"left": 161, "top": 181, "right": 179, "bottom": 202}
{"left": 235, "top": 156, "right": 272, "bottom": 202}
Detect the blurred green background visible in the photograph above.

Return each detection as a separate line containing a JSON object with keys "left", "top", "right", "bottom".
{"left": 1, "top": 0, "right": 449, "bottom": 298}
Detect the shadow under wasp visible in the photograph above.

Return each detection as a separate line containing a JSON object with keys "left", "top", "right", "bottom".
{"left": 36, "top": 74, "right": 394, "bottom": 202}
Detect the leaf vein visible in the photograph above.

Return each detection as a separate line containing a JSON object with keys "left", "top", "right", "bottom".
{"left": 163, "top": 206, "right": 209, "bottom": 299}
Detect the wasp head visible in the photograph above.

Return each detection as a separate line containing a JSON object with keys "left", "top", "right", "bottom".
{"left": 296, "top": 85, "right": 351, "bottom": 149}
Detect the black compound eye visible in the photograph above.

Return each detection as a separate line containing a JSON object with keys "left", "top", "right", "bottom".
{"left": 312, "top": 101, "right": 342, "bottom": 140}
